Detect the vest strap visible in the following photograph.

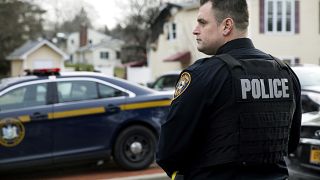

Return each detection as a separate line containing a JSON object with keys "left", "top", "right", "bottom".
{"left": 269, "top": 54, "right": 288, "bottom": 70}
{"left": 215, "top": 54, "right": 243, "bottom": 69}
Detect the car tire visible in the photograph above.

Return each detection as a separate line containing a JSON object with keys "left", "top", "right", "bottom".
{"left": 113, "top": 125, "right": 157, "bottom": 170}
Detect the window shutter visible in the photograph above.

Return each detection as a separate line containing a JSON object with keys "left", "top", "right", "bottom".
{"left": 294, "top": 57, "right": 300, "bottom": 65}
{"left": 259, "top": 0, "right": 265, "bottom": 33}
{"left": 295, "top": 0, "right": 300, "bottom": 34}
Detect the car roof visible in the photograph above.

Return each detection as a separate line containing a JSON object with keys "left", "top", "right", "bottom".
{"left": 0, "top": 72, "right": 156, "bottom": 95}
{"left": 291, "top": 64, "right": 320, "bottom": 70}
{"left": 59, "top": 72, "right": 156, "bottom": 95}
{"left": 0, "top": 76, "right": 40, "bottom": 90}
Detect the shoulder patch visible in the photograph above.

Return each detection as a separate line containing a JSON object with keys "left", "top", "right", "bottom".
{"left": 174, "top": 72, "right": 191, "bottom": 99}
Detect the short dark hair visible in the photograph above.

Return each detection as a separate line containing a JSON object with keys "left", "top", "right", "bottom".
{"left": 200, "top": 0, "right": 249, "bottom": 30}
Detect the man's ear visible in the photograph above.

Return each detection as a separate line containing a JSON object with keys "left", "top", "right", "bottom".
{"left": 222, "top": 18, "right": 234, "bottom": 36}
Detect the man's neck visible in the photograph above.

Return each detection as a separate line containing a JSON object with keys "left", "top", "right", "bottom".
{"left": 223, "top": 30, "right": 248, "bottom": 44}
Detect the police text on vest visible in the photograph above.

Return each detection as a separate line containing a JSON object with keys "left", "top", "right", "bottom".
{"left": 240, "top": 78, "right": 289, "bottom": 99}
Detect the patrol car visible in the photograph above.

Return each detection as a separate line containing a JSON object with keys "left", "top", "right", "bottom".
{"left": 0, "top": 69, "right": 172, "bottom": 171}
{"left": 291, "top": 66, "right": 320, "bottom": 113}
{"left": 287, "top": 112, "right": 320, "bottom": 179}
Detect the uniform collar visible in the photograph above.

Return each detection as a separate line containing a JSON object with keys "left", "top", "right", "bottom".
{"left": 216, "top": 38, "right": 255, "bottom": 55}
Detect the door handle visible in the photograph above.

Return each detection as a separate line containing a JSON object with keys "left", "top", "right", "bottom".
{"left": 31, "top": 112, "right": 48, "bottom": 120}
{"left": 106, "top": 104, "right": 121, "bottom": 113}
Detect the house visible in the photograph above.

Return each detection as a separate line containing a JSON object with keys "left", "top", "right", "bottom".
{"left": 148, "top": 1, "right": 204, "bottom": 79}
{"left": 6, "top": 39, "right": 68, "bottom": 77}
{"left": 75, "top": 38, "right": 123, "bottom": 74}
{"left": 148, "top": 0, "right": 320, "bottom": 79}
{"left": 249, "top": 0, "right": 320, "bottom": 65}
{"left": 66, "top": 26, "right": 123, "bottom": 76}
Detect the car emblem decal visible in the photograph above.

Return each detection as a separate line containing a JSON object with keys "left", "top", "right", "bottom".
{"left": 315, "top": 130, "right": 320, "bottom": 138}
{"left": 174, "top": 72, "right": 191, "bottom": 100}
{"left": 0, "top": 118, "right": 25, "bottom": 147}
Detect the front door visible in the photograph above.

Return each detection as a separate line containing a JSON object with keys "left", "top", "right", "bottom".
{"left": 0, "top": 82, "right": 54, "bottom": 167}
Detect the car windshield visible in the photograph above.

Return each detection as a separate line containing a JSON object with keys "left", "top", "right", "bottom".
{"left": 293, "top": 67, "right": 320, "bottom": 87}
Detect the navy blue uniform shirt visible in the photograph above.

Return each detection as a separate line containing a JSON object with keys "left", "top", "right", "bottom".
{"left": 156, "top": 38, "right": 301, "bottom": 179}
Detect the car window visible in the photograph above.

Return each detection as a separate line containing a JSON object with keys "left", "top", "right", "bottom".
{"left": 154, "top": 75, "right": 178, "bottom": 90}
{"left": 163, "top": 75, "right": 178, "bottom": 88}
{"left": 98, "top": 83, "right": 128, "bottom": 98}
{"left": 57, "top": 81, "right": 98, "bottom": 102}
{"left": 0, "top": 83, "right": 48, "bottom": 111}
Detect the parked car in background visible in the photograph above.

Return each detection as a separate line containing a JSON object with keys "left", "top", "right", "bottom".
{"left": 0, "top": 69, "right": 172, "bottom": 172}
{"left": 291, "top": 66, "right": 320, "bottom": 113}
{"left": 147, "top": 71, "right": 180, "bottom": 92}
{"left": 287, "top": 112, "right": 320, "bottom": 179}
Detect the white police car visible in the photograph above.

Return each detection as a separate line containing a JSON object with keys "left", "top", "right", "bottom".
{"left": 291, "top": 66, "right": 320, "bottom": 113}
{"left": 147, "top": 71, "right": 180, "bottom": 92}
{"left": 0, "top": 69, "right": 172, "bottom": 171}
{"left": 287, "top": 112, "right": 320, "bottom": 179}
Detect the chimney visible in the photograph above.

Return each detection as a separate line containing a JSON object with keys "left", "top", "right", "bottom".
{"left": 80, "top": 24, "right": 87, "bottom": 47}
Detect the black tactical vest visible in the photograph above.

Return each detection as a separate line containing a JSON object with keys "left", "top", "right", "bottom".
{"left": 194, "top": 54, "right": 296, "bottom": 168}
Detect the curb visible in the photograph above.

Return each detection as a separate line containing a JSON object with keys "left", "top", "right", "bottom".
{"left": 107, "top": 173, "right": 169, "bottom": 180}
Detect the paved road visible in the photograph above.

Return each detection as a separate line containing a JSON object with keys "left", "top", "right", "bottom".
{"left": 2, "top": 160, "right": 318, "bottom": 180}
{"left": 1, "top": 161, "right": 170, "bottom": 180}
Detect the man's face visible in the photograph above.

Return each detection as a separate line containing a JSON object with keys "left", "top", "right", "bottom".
{"left": 193, "top": 2, "right": 224, "bottom": 55}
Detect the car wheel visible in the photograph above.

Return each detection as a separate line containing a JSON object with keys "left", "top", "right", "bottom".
{"left": 113, "top": 125, "right": 157, "bottom": 170}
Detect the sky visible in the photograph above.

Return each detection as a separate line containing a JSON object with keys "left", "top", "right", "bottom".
{"left": 82, "top": 0, "right": 123, "bottom": 29}
{"left": 32, "top": 0, "right": 123, "bottom": 29}
{"left": 32, "top": 0, "right": 184, "bottom": 30}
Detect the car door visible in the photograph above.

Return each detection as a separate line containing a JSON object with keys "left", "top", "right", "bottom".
{"left": 0, "top": 81, "right": 54, "bottom": 167}
{"left": 52, "top": 78, "right": 129, "bottom": 162}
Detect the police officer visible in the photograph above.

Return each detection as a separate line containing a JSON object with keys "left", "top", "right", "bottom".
{"left": 156, "top": 0, "right": 301, "bottom": 179}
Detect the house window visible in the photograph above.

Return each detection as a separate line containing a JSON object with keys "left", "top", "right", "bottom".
{"left": 166, "top": 22, "right": 177, "bottom": 40}
{"left": 265, "top": 0, "right": 295, "bottom": 34}
{"left": 100, "top": 52, "right": 109, "bottom": 59}
{"left": 116, "top": 51, "right": 121, "bottom": 59}
{"left": 172, "top": 23, "right": 176, "bottom": 39}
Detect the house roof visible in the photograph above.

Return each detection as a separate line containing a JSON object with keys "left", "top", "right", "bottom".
{"left": 150, "top": 1, "right": 199, "bottom": 43}
{"left": 77, "top": 39, "right": 124, "bottom": 52}
{"left": 175, "top": 1, "right": 199, "bottom": 10}
{"left": 163, "top": 51, "right": 191, "bottom": 63}
{"left": 153, "top": 1, "right": 199, "bottom": 24}
{"left": 6, "top": 39, "right": 69, "bottom": 60}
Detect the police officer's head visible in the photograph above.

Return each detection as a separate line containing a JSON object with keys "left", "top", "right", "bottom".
{"left": 193, "top": 0, "right": 249, "bottom": 55}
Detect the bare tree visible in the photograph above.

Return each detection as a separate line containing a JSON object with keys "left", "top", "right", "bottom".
{"left": 111, "top": 0, "right": 161, "bottom": 64}
{"left": 27, "top": 0, "right": 97, "bottom": 33}
{"left": 0, "top": 0, "right": 45, "bottom": 76}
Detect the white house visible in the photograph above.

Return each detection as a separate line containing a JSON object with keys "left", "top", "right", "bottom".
{"left": 76, "top": 39, "right": 123, "bottom": 75}
{"left": 66, "top": 27, "right": 124, "bottom": 76}
{"left": 249, "top": 0, "right": 320, "bottom": 65}
{"left": 148, "top": 0, "right": 320, "bottom": 79}
{"left": 148, "top": 1, "right": 206, "bottom": 79}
